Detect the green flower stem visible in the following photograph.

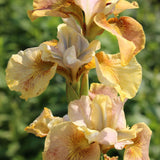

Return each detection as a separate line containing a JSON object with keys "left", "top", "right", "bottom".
{"left": 80, "top": 72, "right": 89, "bottom": 96}
{"left": 66, "top": 80, "right": 80, "bottom": 103}
{"left": 100, "top": 153, "right": 104, "bottom": 160}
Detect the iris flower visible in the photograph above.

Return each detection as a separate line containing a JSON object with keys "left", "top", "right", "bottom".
{"left": 28, "top": 0, "right": 145, "bottom": 65}
{"left": 6, "top": 24, "right": 100, "bottom": 100}
{"left": 25, "top": 83, "right": 152, "bottom": 160}
{"left": 75, "top": 0, "right": 145, "bottom": 65}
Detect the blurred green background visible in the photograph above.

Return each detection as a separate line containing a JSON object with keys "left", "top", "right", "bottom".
{"left": 0, "top": 0, "right": 160, "bottom": 159}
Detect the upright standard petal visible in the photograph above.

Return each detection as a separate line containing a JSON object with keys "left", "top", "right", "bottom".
{"left": 124, "top": 123, "right": 152, "bottom": 160}
{"left": 45, "top": 24, "right": 100, "bottom": 81}
{"left": 74, "top": 0, "right": 105, "bottom": 25}
{"left": 43, "top": 122, "right": 100, "bottom": 160}
{"left": 95, "top": 52, "right": 142, "bottom": 101}
{"left": 68, "top": 96, "right": 92, "bottom": 127}
{"left": 94, "top": 14, "right": 145, "bottom": 65}
{"left": 89, "top": 83, "right": 127, "bottom": 130}
{"left": 6, "top": 47, "right": 57, "bottom": 100}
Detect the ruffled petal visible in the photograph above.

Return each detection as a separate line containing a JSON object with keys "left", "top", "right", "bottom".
{"left": 43, "top": 122, "right": 100, "bottom": 160}
{"left": 28, "top": 0, "right": 83, "bottom": 24}
{"left": 6, "top": 47, "right": 57, "bottom": 100}
{"left": 89, "top": 83, "right": 118, "bottom": 100}
{"left": 25, "top": 108, "right": 63, "bottom": 137}
{"left": 56, "top": 23, "right": 100, "bottom": 78}
{"left": 97, "top": 127, "right": 117, "bottom": 146}
{"left": 104, "top": 154, "right": 118, "bottom": 160}
{"left": 68, "top": 96, "right": 92, "bottom": 127}
{"left": 113, "top": 0, "right": 139, "bottom": 15}
{"left": 124, "top": 123, "right": 152, "bottom": 160}
{"left": 95, "top": 52, "right": 142, "bottom": 101}
{"left": 94, "top": 14, "right": 145, "bottom": 65}
{"left": 28, "top": 0, "right": 70, "bottom": 21}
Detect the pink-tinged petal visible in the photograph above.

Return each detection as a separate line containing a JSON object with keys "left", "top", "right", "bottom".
{"left": 25, "top": 108, "right": 63, "bottom": 137}
{"left": 89, "top": 83, "right": 118, "bottom": 100}
{"left": 124, "top": 123, "right": 152, "bottom": 160}
{"left": 97, "top": 127, "right": 117, "bottom": 146}
{"left": 28, "top": 0, "right": 83, "bottom": 26}
{"left": 28, "top": 0, "right": 70, "bottom": 21}
{"left": 68, "top": 96, "right": 92, "bottom": 127}
{"left": 75, "top": 0, "right": 105, "bottom": 25}
{"left": 43, "top": 122, "right": 100, "bottom": 160}
{"left": 95, "top": 52, "right": 142, "bottom": 101}
{"left": 6, "top": 47, "right": 57, "bottom": 100}
{"left": 94, "top": 14, "right": 145, "bottom": 65}
{"left": 89, "top": 83, "right": 127, "bottom": 130}
{"left": 114, "top": 0, "right": 139, "bottom": 15}
{"left": 115, "top": 140, "right": 133, "bottom": 150}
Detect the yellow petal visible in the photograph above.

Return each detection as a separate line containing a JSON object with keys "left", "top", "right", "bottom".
{"left": 104, "top": 154, "right": 118, "bottom": 160}
{"left": 43, "top": 122, "right": 100, "bottom": 160}
{"left": 95, "top": 52, "right": 142, "bottom": 101}
{"left": 124, "top": 123, "right": 152, "bottom": 160}
{"left": 114, "top": 0, "right": 139, "bottom": 15}
{"left": 90, "top": 94, "right": 113, "bottom": 131}
{"left": 94, "top": 14, "right": 145, "bottom": 65}
{"left": 6, "top": 47, "right": 57, "bottom": 100}
{"left": 25, "top": 108, "right": 63, "bottom": 137}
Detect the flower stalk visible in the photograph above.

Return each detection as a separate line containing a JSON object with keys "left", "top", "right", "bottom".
{"left": 6, "top": 0, "right": 152, "bottom": 159}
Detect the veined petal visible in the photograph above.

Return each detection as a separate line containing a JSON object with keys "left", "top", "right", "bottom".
{"left": 62, "top": 16, "right": 81, "bottom": 33}
{"left": 43, "top": 122, "right": 100, "bottom": 160}
{"left": 89, "top": 83, "right": 118, "bottom": 100}
{"left": 114, "top": 0, "right": 139, "bottom": 15}
{"left": 28, "top": 0, "right": 70, "bottom": 21}
{"left": 90, "top": 95, "right": 113, "bottom": 131}
{"left": 25, "top": 108, "right": 63, "bottom": 137}
{"left": 57, "top": 23, "right": 89, "bottom": 53}
{"left": 94, "top": 14, "right": 145, "bottom": 65}
{"left": 6, "top": 47, "right": 57, "bottom": 100}
{"left": 124, "top": 123, "right": 152, "bottom": 160}
{"left": 95, "top": 52, "right": 142, "bottom": 101}
{"left": 75, "top": 0, "right": 105, "bottom": 25}
{"left": 28, "top": 0, "right": 83, "bottom": 24}
{"left": 56, "top": 23, "right": 100, "bottom": 79}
